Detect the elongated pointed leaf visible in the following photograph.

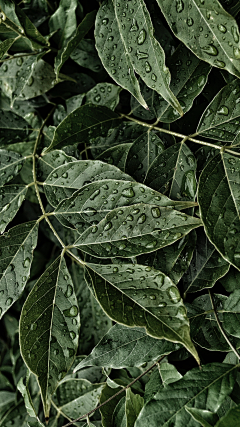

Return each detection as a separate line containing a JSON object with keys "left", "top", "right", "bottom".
{"left": 159, "top": 362, "right": 182, "bottom": 386}
{"left": 185, "top": 407, "right": 219, "bottom": 427}
{"left": 95, "top": 0, "right": 182, "bottom": 114}
{"left": 70, "top": 38, "right": 104, "bottom": 73}
{"left": 44, "top": 160, "right": 134, "bottom": 208}
{"left": 183, "top": 228, "right": 230, "bottom": 294}
{"left": 198, "top": 152, "right": 240, "bottom": 270}
{"left": 48, "top": 0, "right": 78, "bottom": 48}
{"left": 54, "top": 11, "right": 96, "bottom": 79}
{"left": 86, "top": 83, "right": 122, "bottom": 111}
{"left": 54, "top": 179, "right": 198, "bottom": 234}
{"left": 0, "top": 221, "right": 38, "bottom": 319}
{"left": 222, "top": 290, "right": 240, "bottom": 338}
{"left": 44, "top": 104, "right": 120, "bottom": 153}
{"left": 157, "top": 0, "right": 240, "bottom": 78}
{"left": 125, "top": 389, "right": 144, "bottom": 427}
{"left": 74, "top": 203, "right": 201, "bottom": 258}
{"left": 215, "top": 404, "right": 240, "bottom": 427}
{"left": 0, "top": 111, "right": 28, "bottom": 145}
{"left": 0, "top": 149, "right": 26, "bottom": 185}
{"left": 0, "top": 37, "right": 17, "bottom": 59}
{"left": 0, "top": 185, "right": 28, "bottom": 233}
{"left": 74, "top": 324, "right": 180, "bottom": 371}
{"left": 10, "top": 55, "right": 38, "bottom": 106}
{"left": 197, "top": 79, "right": 240, "bottom": 142}
{"left": 125, "top": 131, "right": 165, "bottom": 183}
{"left": 19, "top": 256, "right": 80, "bottom": 418}
{"left": 145, "top": 142, "right": 197, "bottom": 199}
{"left": 97, "top": 143, "right": 132, "bottom": 171}
{"left": 36, "top": 150, "right": 77, "bottom": 183}
{"left": 17, "top": 377, "right": 44, "bottom": 426}
{"left": 99, "top": 385, "right": 124, "bottom": 427}
{"left": 135, "top": 363, "right": 238, "bottom": 427}
{"left": 52, "top": 378, "right": 104, "bottom": 421}
{"left": 84, "top": 262, "right": 199, "bottom": 363}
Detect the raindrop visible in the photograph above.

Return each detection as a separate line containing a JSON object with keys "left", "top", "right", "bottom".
{"left": 138, "top": 213, "right": 146, "bottom": 224}
{"left": 104, "top": 221, "right": 112, "bottom": 231}
{"left": 145, "top": 61, "right": 151, "bottom": 73}
{"left": 231, "top": 26, "right": 239, "bottom": 43}
{"left": 2, "top": 64, "right": 8, "bottom": 72}
{"left": 119, "top": 243, "right": 126, "bottom": 250}
{"left": 18, "top": 194, "right": 25, "bottom": 207}
{"left": 17, "top": 57, "right": 23, "bottom": 66}
{"left": 233, "top": 47, "right": 240, "bottom": 59}
{"left": 187, "top": 17, "right": 194, "bottom": 26}
{"left": 102, "top": 18, "right": 109, "bottom": 25}
{"left": 83, "top": 207, "right": 97, "bottom": 216}
{"left": 90, "top": 189, "right": 100, "bottom": 200}
{"left": 31, "top": 323, "right": 37, "bottom": 331}
{"left": 27, "top": 76, "right": 34, "bottom": 86}
{"left": 23, "top": 258, "right": 30, "bottom": 268}
{"left": 6, "top": 297, "right": 13, "bottom": 306}
{"left": 228, "top": 157, "right": 236, "bottom": 165}
{"left": 151, "top": 207, "right": 161, "bottom": 218}
{"left": 137, "top": 29, "right": 146, "bottom": 44}
{"left": 146, "top": 240, "right": 157, "bottom": 249}
{"left": 126, "top": 214, "right": 134, "bottom": 221}
{"left": 122, "top": 187, "right": 135, "bottom": 198}
{"left": 168, "top": 286, "right": 181, "bottom": 303}
{"left": 217, "top": 105, "right": 229, "bottom": 115}
{"left": 62, "top": 172, "right": 68, "bottom": 178}
{"left": 92, "top": 225, "right": 98, "bottom": 233}
{"left": 52, "top": 172, "right": 58, "bottom": 178}
{"left": 150, "top": 295, "right": 156, "bottom": 300}
{"left": 197, "top": 75, "right": 206, "bottom": 87}
{"left": 217, "top": 24, "right": 227, "bottom": 33}
{"left": 158, "top": 302, "right": 167, "bottom": 308}
{"left": 214, "top": 59, "right": 226, "bottom": 68}
{"left": 151, "top": 73, "right": 157, "bottom": 82}
{"left": 63, "top": 305, "right": 78, "bottom": 317}
{"left": 130, "top": 18, "right": 138, "bottom": 32}
{"left": 70, "top": 331, "right": 76, "bottom": 339}
{"left": 136, "top": 50, "right": 148, "bottom": 60}
{"left": 65, "top": 285, "right": 73, "bottom": 298}
{"left": 113, "top": 267, "right": 119, "bottom": 273}
{"left": 202, "top": 44, "right": 218, "bottom": 56}
{"left": 94, "top": 94, "right": 101, "bottom": 102}
{"left": 176, "top": 0, "right": 184, "bottom": 13}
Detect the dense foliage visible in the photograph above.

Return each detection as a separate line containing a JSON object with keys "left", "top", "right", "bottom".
{"left": 1, "top": 0, "right": 240, "bottom": 425}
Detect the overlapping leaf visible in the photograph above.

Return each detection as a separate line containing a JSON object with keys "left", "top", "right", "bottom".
{"left": 0, "top": 149, "right": 26, "bottom": 185}
{"left": 197, "top": 79, "right": 240, "bottom": 142}
{"left": 54, "top": 179, "right": 198, "bottom": 234}
{"left": 44, "top": 104, "right": 120, "bottom": 153}
{"left": 95, "top": 0, "right": 183, "bottom": 114}
{"left": 157, "top": 0, "right": 240, "bottom": 78}
{"left": 0, "top": 185, "right": 28, "bottom": 233}
{"left": 86, "top": 83, "right": 121, "bottom": 111}
{"left": 198, "top": 152, "right": 240, "bottom": 270}
{"left": 84, "top": 262, "right": 199, "bottom": 362}
{"left": 135, "top": 363, "right": 238, "bottom": 427}
{"left": 70, "top": 38, "right": 104, "bottom": 72}
{"left": 19, "top": 256, "right": 80, "bottom": 418}
{"left": 0, "top": 221, "right": 38, "bottom": 319}
{"left": 0, "top": 112, "right": 29, "bottom": 145}
{"left": 97, "top": 143, "right": 132, "bottom": 171}
{"left": 74, "top": 324, "right": 180, "bottom": 371}
{"left": 73, "top": 204, "right": 202, "bottom": 258}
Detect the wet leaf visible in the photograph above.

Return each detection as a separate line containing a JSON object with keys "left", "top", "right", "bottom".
{"left": 70, "top": 38, "right": 104, "bottom": 72}
{"left": 0, "top": 184, "right": 28, "bottom": 234}
{"left": 135, "top": 363, "right": 238, "bottom": 427}
{"left": 95, "top": 0, "right": 183, "bottom": 114}
{"left": 49, "top": 0, "right": 78, "bottom": 48}
{"left": 0, "top": 221, "right": 38, "bottom": 319}
{"left": 0, "top": 149, "right": 26, "bottom": 185}
{"left": 44, "top": 104, "right": 120, "bottom": 153}
{"left": 0, "top": 112, "right": 29, "bottom": 145}
{"left": 86, "top": 83, "right": 121, "bottom": 110}
{"left": 84, "top": 262, "right": 200, "bottom": 362}
{"left": 185, "top": 406, "right": 219, "bottom": 427}
{"left": 157, "top": 0, "right": 240, "bottom": 79}
{"left": 74, "top": 323, "right": 180, "bottom": 371}
{"left": 19, "top": 256, "right": 80, "bottom": 418}
{"left": 215, "top": 404, "right": 240, "bottom": 427}
{"left": 97, "top": 143, "right": 132, "bottom": 171}
{"left": 125, "top": 388, "right": 144, "bottom": 427}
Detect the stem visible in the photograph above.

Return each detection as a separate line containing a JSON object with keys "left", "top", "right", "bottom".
{"left": 0, "top": 51, "right": 40, "bottom": 63}
{"left": 208, "top": 290, "right": 240, "bottom": 360}
{"left": 121, "top": 114, "right": 240, "bottom": 156}
{"left": 62, "top": 355, "right": 165, "bottom": 427}
{"left": 66, "top": 250, "right": 85, "bottom": 267}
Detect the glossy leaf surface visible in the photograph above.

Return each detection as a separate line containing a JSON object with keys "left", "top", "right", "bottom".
{"left": 0, "top": 184, "right": 28, "bottom": 233}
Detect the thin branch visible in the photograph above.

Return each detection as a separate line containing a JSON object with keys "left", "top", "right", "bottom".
{"left": 62, "top": 355, "right": 165, "bottom": 427}
{"left": 208, "top": 290, "right": 240, "bottom": 360}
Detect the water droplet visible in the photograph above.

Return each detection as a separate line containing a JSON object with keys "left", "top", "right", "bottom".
{"left": 202, "top": 44, "right": 218, "bottom": 56}
{"left": 62, "top": 172, "right": 68, "bottom": 178}
{"left": 90, "top": 189, "right": 100, "bottom": 200}
{"left": 136, "top": 50, "right": 148, "bottom": 60}
{"left": 158, "top": 302, "right": 167, "bottom": 308}
{"left": 168, "top": 286, "right": 181, "bottom": 303}
{"left": 146, "top": 240, "right": 157, "bottom": 249}
{"left": 31, "top": 323, "right": 37, "bottom": 331}
{"left": 132, "top": 209, "right": 140, "bottom": 214}
{"left": 2, "top": 203, "right": 9, "bottom": 212}
{"left": 102, "top": 18, "right": 109, "bottom": 25}
{"left": 187, "top": 17, "right": 194, "bottom": 26}
{"left": 52, "top": 172, "right": 58, "bottom": 178}
{"left": 27, "top": 76, "right": 34, "bottom": 86}
{"left": 104, "top": 221, "right": 112, "bottom": 231}
{"left": 2, "top": 64, "right": 8, "bottom": 72}
{"left": 113, "top": 267, "right": 119, "bottom": 273}
{"left": 150, "top": 295, "right": 156, "bottom": 300}
{"left": 23, "top": 258, "right": 30, "bottom": 268}
{"left": 145, "top": 61, "right": 151, "bottom": 73}
{"left": 83, "top": 207, "right": 97, "bottom": 216}
{"left": 176, "top": 0, "right": 184, "bottom": 13}
{"left": 65, "top": 285, "right": 73, "bottom": 298}
{"left": 177, "top": 306, "right": 187, "bottom": 317}
{"left": 126, "top": 214, "right": 133, "bottom": 221}
{"left": 214, "top": 59, "right": 226, "bottom": 68}
{"left": 231, "top": 26, "right": 239, "bottom": 43}
{"left": 197, "top": 75, "right": 206, "bottom": 87}
{"left": 151, "top": 73, "right": 157, "bottom": 82}
{"left": 92, "top": 226, "right": 98, "bottom": 233}
{"left": 17, "top": 57, "right": 22, "bottom": 66}
{"left": 130, "top": 18, "right": 138, "bottom": 32}
{"left": 6, "top": 297, "right": 13, "bottom": 306}
{"left": 151, "top": 207, "right": 161, "bottom": 218}
{"left": 94, "top": 94, "right": 101, "bottom": 102}
{"left": 138, "top": 214, "right": 146, "bottom": 224}
{"left": 137, "top": 29, "right": 146, "bottom": 44}
{"left": 122, "top": 187, "right": 135, "bottom": 198}
{"left": 217, "top": 24, "right": 227, "bottom": 33}
{"left": 228, "top": 157, "right": 236, "bottom": 165}
{"left": 217, "top": 105, "right": 229, "bottom": 115}
{"left": 63, "top": 305, "right": 78, "bottom": 317}
{"left": 70, "top": 331, "right": 76, "bottom": 339}
{"left": 119, "top": 243, "right": 126, "bottom": 250}
{"left": 233, "top": 47, "right": 240, "bottom": 59}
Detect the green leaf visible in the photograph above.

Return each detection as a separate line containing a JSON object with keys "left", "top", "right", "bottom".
{"left": 52, "top": 378, "right": 104, "bottom": 421}
{"left": 99, "top": 384, "right": 124, "bottom": 427}
{"left": 73, "top": 204, "right": 202, "bottom": 258}
{"left": 145, "top": 142, "right": 197, "bottom": 200}
{"left": 222, "top": 290, "right": 240, "bottom": 338}
{"left": 159, "top": 362, "right": 182, "bottom": 386}
{"left": 48, "top": 0, "right": 78, "bottom": 48}
{"left": 198, "top": 152, "right": 240, "bottom": 270}
{"left": 185, "top": 406, "right": 219, "bottom": 427}
{"left": 44, "top": 161, "right": 134, "bottom": 208}
{"left": 84, "top": 262, "right": 199, "bottom": 363}
{"left": 43, "top": 104, "right": 120, "bottom": 153}
{"left": 125, "top": 388, "right": 144, "bottom": 427}
{"left": 0, "top": 149, "right": 26, "bottom": 185}
{"left": 0, "top": 57, "right": 57, "bottom": 102}
{"left": 70, "top": 38, "right": 104, "bottom": 72}
{"left": 183, "top": 228, "right": 230, "bottom": 294}
{"left": 215, "top": 404, "right": 240, "bottom": 427}
{"left": 17, "top": 377, "right": 44, "bottom": 425}
{"left": 86, "top": 83, "right": 122, "bottom": 111}
{"left": 36, "top": 149, "right": 77, "bottom": 183}
{"left": 19, "top": 256, "right": 80, "bottom": 418}
{"left": 54, "top": 10, "right": 96, "bottom": 80}
{"left": 0, "top": 185, "right": 28, "bottom": 233}
{"left": 0, "top": 37, "right": 17, "bottom": 59}
{"left": 54, "top": 179, "right": 198, "bottom": 234}
{"left": 156, "top": 0, "right": 240, "bottom": 78}
{"left": 95, "top": 0, "right": 183, "bottom": 114}
{"left": 66, "top": 93, "right": 85, "bottom": 114}
{"left": 125, "top": 131, "right": 165, "bottom": 183}
{"left": 197, "top": 79, "right": 240, "bottom": 142}
{"left": 97, "top": 143, "right": 132, "bottom": 171}
{"left": 73, "top": 324, "right": 179, "bottom": 371}
{"left": 0, "top": 221, "right": 38, "bottom": 319}
{"left": 138, "top": 231, "right": 197, "bottom": 285}
{"left": 14, "top": 4, "right": 49, "bottom": 49}
{"left": 0, "top": 112, "right": 29, "bottom": 145}
{"left": 135, "top": 363, "right": 238, "bottom": 427}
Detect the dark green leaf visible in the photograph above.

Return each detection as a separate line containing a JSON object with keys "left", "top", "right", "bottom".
{"left": 0, "top": 112, "right": 29, "bottom": 145}
{"left": 125, "top": 388, "right": 144, "bottom": 427}
{"left": 70, "top": 38, "right": 104, "bottom": 72}
{"left": 0, "top": 184, "right": 28, "bottom": 233}
{"left": 185, "top": 406, "right": 219, "bottom": 427}
{"left": 0, "top": 149, "right": 26, "bottom": 185}
{"left": 215, "top": 404, "right": 240, "bottom": 427}
{"left": 86, "top": 83, "right": 121, "bottom": 110}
